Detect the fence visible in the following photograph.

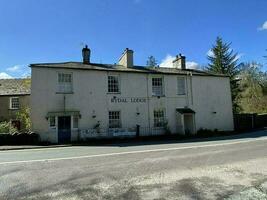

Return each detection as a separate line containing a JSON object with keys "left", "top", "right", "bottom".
{"left": 234, "top": 113, "right": 267, "bottom": 131}
{"left": 78, "top": 127, "right": 168, "bottom": 141}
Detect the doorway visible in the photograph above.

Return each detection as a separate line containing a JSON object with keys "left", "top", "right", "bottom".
{"left": 184, "top": 114, "right": 195, "bottom": 135}
{"left": 58, "top": 116, "right": 71, "bottom": 143}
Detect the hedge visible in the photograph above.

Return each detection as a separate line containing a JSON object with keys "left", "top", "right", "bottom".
{"left": 0, "top": 132, "right": 39, "bottom": 145}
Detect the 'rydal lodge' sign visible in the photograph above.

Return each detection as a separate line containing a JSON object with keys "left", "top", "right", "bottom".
{"left": 111, "top": 97, "right": 146, "bottom": 103}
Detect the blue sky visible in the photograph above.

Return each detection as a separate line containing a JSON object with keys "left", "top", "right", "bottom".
{"left": 0, "top": 0, "right": 266, "bottom": 78}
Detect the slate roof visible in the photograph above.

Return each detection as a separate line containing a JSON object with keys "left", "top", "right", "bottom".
{"left": 0, "top": 79, "right": 31, "bottom": 96}
{"left": 30, "top": 62, "right": 228, "bottom": 77}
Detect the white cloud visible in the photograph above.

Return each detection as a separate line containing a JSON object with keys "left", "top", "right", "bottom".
{"left": 258, "top": 21, "right": 267, "bottom": 31}
{"left": 159, "top": 54, "right": 199, "bottom": 69}
{"left": 186, "top": 61, "right": 199, "bottom": 69}
{"left": 0, "top": 72, "right": 13, "bottom": 79}
{"left": 159, "top": 54, "right": 175, "bottom": 68}
{"left": 6, "top": 65, "right": 21, "bottom": 72}
{"left": 207, "top": 49, "right": 214, "bottom": 57}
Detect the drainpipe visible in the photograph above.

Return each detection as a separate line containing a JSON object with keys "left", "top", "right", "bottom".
{"left": 190, "top": 72, "right": 193, "bottom": 105}
{"left": 186, "top": 72, "right": 189, "bottom": 107}
{"left": 146, "top": 74, "right": 151, "bottom": 129}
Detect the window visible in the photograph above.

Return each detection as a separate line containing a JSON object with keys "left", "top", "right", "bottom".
{"left": 177, "top": 77, "right": 186, "bottom": 95}
{"left": 109, "top": 111, "right": 121, "bottom": 128}
{"left": 108, "top": 75, "right": 120, "bottom": 93}
{"left": 58, "top": 73, "right": 73, "bottom": 93}
{"left": 10, "top": 97, "right": 19, "bottom": 109}
{"left": 73, "top": 116, "right": 78, "bottom": 129}
{"left": 152, "top": 77, "right": 163, "bottom": 96}
{"left": 154, "top": 109, "right": 165, "bottom": 127}
{"left": 49, "top": 117, "right": 56, "bottom": 127}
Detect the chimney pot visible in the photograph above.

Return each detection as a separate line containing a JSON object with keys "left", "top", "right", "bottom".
{"left": 118, "top": 48, "right": 134, "bottom": 68}
{"left": 173, "top": 53, "right": 186, "bottom": 69}
{"left": 82, "top": 45, "right": 91, "bottom": 64}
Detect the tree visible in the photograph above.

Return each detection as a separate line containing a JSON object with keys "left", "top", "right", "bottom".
{"left": 146, "top": 56, "right": 158, "bottom": 67}
{"left": 237, "top": 62, "right": 267, "bottom": 113}
{"left": 16, "top": 106, "right": 31, "bottom": 132}
{"left": 207, "top": 37, "right": 241, "bottom": 113}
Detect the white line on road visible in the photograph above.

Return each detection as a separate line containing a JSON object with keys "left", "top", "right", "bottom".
{"left": 0, "top": 136, "right": 267, "bottom": 165}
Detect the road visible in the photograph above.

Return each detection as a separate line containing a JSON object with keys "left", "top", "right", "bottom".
{"left": 0, "top": 130, "right": 267, "bottom": 200}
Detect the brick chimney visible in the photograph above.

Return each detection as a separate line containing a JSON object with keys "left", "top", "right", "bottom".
{"left": 82, "top": 45, "right": 90, "bottom": 64}
{"left": 118, "top": 48, "right": 134, "bottom": 68}
{"left": 173, "top": 54, "right": 186, "bottom": 69}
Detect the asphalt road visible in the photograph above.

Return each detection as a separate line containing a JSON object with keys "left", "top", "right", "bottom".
{"left": 0, "top": 130, "right": 267, "bottom": 200}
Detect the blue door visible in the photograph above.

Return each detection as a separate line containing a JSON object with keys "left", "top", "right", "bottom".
{"left": 58, "top": 116, "right": 71, "bottom": 143}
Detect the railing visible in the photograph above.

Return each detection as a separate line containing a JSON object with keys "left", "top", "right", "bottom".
{"left": 78, "top": 127, "right": 168, "bottom": 141}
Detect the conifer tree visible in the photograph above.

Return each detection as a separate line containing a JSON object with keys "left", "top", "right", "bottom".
{"left": 207, "top": 37, "right": 240, "bottom": 113}
{"left": 146, "top": 56, "right": 158, "bottom": 67}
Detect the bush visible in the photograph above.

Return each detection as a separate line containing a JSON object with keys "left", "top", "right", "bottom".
{"left": 196, "top": 128, "right": 219, "bottom": 137}
{"left": 0, "top": 132, "right": 39, "bottom": 145}
{"left": 0, "top": 121, "right": 17, "bottom": 134}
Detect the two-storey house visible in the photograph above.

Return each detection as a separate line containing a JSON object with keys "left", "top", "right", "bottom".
{"left": 30, "top": 46, "right": 234, "bottom": 143}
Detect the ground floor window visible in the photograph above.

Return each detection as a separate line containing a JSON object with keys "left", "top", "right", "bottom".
{"left": 154, "top": 109, "right": 165, "bottom": 127}
{"left": 73, "top": 116, "right": 79, "bottom": 129}
{"left": 109, "top": 111, "right": 121, "bottom": 128}
{"left": 49, "top": 116, "right": 56, "bottom": 127}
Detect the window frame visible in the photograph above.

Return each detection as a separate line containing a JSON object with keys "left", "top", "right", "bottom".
{"left": 57, "top": 72, "right": 73, "bottom": 94}
{"left": 152, "top": 76, "right": 164, "bottom": 96}
{"left": 49, "top": 116, "right": 56, "bottom": 128}
{"left": 107, "top": 75, "right": 120, "bottom": 94}
{"left": 73, "top": 116, "right": 79, "bottom": 129}
{"left": 177, "top": 76, "right": 186, "bottom": 95}
{"left": 153, "top": 109, "right": 165, "bottom": 128}
{"left": 9, "top": 97, "right": 20, "bottom": 110}
{"left": 108, "top": 111, "right": 121, "bottom": 128}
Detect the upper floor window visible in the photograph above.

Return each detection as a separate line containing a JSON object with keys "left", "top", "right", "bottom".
{"left": 177, "top": 77, "right": 186, "bottom": 95}
{"left": 152, "top": 77, "right": 164, "bottom": 96}
{"left": 154, "top": 109, "right": 165, "bottom": 127}
{"left": 10, "top": 97, "right": 19, "bottom": 109}
{"left": 109, "top": 111, "right": 121, "bottom": 128}
{"left": 58, "top": 73, "right": 72, "bottom": 93}
{"left": 108, "top": 75, "right": 120, "bottom": 93}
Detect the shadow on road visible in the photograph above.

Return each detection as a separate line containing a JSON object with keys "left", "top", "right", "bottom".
{"left": 72, "top": 129, "right": 267, "bottom": 147}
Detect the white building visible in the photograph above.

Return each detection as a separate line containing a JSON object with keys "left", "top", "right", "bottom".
{"left": 30, "top": 46, "right": 234, "bottom": 143}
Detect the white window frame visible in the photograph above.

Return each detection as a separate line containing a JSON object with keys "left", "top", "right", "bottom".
{"left": 108, "top": 111, "right": 121, "bottom": 128}
{"left": 57, "top": 72, "right": 73, "bottom": 93}
{"left": 153, "top": 109, "right": 165, "bottom": 127}
{"left": 49, "top": 116, "right": 56, "bottom": 128}
{"left": 152, "top": 76, "right": 164, "bottom": 96}
{"left": 177, "top": 77, "right": 186, "bottom": 95}
{"left": 108, "top": 75, "right": 120, "bottom": 93}
{"left": 72, "top": 116, "right": 79, "bottom": 129}
{"left": 10, "top": 97, "right": 20, "bottom": 110}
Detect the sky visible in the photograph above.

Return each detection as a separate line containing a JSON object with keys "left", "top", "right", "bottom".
{"left": 0, "top": 0, "right": 267, "bottom": 78}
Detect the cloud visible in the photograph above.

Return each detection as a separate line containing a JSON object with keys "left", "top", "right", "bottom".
{"left": 6, "top": 65, "right": 22, "bottom": 72}
{"left": 0, "top": 72, "right": 13, "bottom": 79}
{"left": 207, "top": 49, "right": 214, "bottom": 57}
{"left": 186, "top": 61, "right": 199, "bottom": 69}
{"left": 4, "top": 64, "right": 30, "bottom": 78}
{"left": 258, "top": 21, "right": 267, "bottom": 31}
{"left": 159, "top": 54, "right": 199, "bottom": 69}
{"left": 159, "top": 54, "right": 175, "bottom": 68}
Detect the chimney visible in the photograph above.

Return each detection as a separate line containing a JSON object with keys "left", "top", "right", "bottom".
{"left": 82, "top": 45, "right": 91, "bottom": 64}
{"left": 173, "top": 53, "right": 186, "bottom": 69}
{"left": 118, "top": 48, "right": 134, "bottom": 68}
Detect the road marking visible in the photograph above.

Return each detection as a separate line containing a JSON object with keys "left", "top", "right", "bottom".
{"left": 0, "top": 136, "right": 267, "bottom": 165}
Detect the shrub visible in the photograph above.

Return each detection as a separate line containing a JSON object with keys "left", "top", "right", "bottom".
{"left": 0, "top": 132, "right": 39, "bottom": 145}
{"left": 0, "top": 121, "right": 17, "bottom": 134}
